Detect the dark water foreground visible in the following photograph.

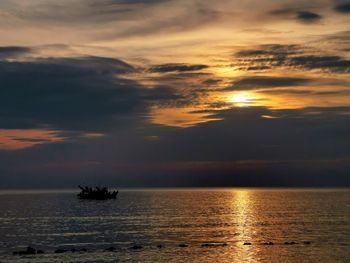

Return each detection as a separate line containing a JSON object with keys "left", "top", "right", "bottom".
{"left": 0, "top": 188, "right": 349, "bottom": 262}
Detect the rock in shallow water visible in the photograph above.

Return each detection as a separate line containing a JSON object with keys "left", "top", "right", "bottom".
{"left": 130, "top": 245, "right": 143, "bottom": 250}
{"left": 55, "top": 249, "right": 68, "bottom": 253}
{"left": 201, "top": 243, "right": 228, "bottom": 247}
{"left": 284, "top": 241, "right": 297, "bottom": 245}
{"left": 105, "top": 246, "right": 116, "bottom": 252}
{"left": 13, "top": 246, "right": 37, "bottom": 255}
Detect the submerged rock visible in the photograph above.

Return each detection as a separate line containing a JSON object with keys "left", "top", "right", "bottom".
{"left": 303, "top": 241, "right": 311, "bottom": 245}
{"left": 37, "top": 250, "right": 44, "bottom": 254}
{"left": 156, "top": 244, "right": 163, "bottom": 248}
{"left": 55, "top": 249, "right": 68, "bottom": 253}
{"left": 284, "top": 241, "right": 297, "bottom": 245}
{"left": 105, "top": 247, "right": 116, "bottom": 252}
{"left": 179, "top": 244, "right": 188, "bottom": 248}
{"left": 263, "top": 242, "right": 274, "bottom": 245}
{"left": 201, "top": 243, "right": 228, "bottom": 247}
{"left": 243, "top": 242, "right": 252, "bottom": 245}
{"left": 131, "top": 245, "right": 143, "bottom": 250}
{"left": 13, "top": 246, "right": 37, "bottom": 255}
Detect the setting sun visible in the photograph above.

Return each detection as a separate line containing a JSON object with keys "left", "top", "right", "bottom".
{"left": 229, "top": 92, "right": 255, "bottom": 106}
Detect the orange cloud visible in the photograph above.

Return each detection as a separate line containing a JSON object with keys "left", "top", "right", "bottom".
{"left": 0, "top": 129, "right": 65, "bottom": 150}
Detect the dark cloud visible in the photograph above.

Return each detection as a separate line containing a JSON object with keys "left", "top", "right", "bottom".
{"left": 1, "top": 105, "right": 350, "bottom": 188}
{"left": 234, "top": 44, "right": 301, "bottom": 71}
{"left": 0, "top": 46, "right": 31, "bottom": 59}
{"left": 9, "top": 0, "right": 170, "bottom": 25}
{"left": 269, "top": 8, "right": 322, "bottom": 23}
{"left": 202, "top": 79, "right": 222, "bottom": 85}
{"left": 296, "top": 11, "right": 322, "bottom": 22}
{"left": 235, "top": 44, "right": 299, "bottom": 57}
{"left": 234, "top": 44, "right": 350, "bottom": 73}
{"left": 149, "top": 63, "right": 209, "bottom": 73}
{"left": 257, "top": 88, "right": 314, "bottom": 95}
{"left": 289, "top": 55, "right": 350, "bottom": 72}
{"left": 0, "top": 55, "right": 176, "bottom": 131}
{"left": 334, "top": 2, "right": 350, "bottom": 13}
{"left": 259, "top": 88, "right": 349, "bottom": 96}
{"left": 225, "top": 76, "right": 310, "bottom": 91}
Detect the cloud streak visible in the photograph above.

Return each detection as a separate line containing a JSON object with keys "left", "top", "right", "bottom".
{"left": 149, "top": 63, "right": 209, "bottom": 73}
{"left": 225, "top": 76, "right": 310, "bottom": 91}
{"left": 234, "top": 44, "right": 350, "bottom": 73}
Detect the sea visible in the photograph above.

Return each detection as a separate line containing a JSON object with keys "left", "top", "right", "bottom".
{"left": 0, "top": 188, "right": 349, "bottom": 262}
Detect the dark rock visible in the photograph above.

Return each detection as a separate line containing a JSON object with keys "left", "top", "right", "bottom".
{"left": 263, "top": 242, "right": 274, "bottom": 245}
{"left": 156, "top": 245, "right": 163, "bottom": 248}
{"left": 179, "top": 244, "right": 188, "bottom": 247}
{"left": 26, "top": 247, "right": 36, "bottom": 254}
{"left": 303, "top": 241, "right": 311, "bottom": 245}
{"left": 37, "top": 250, "right": 44, "bottom": 254}
{"left": 80, "top": 248, "right": 88, "bottom": 252}
{"left": 131, "top": 245, "right": 143, "bottom": 250}
{"left": 284, "top": 241, "right": 297, "bottom": 245}
{"left": 201, "top": 243, "right": 227, "bottom": 247}
{"left": 55, "top": 249, "right": 68, "bottom": 253}
{"left": 243, "top": 242, "right": 252, "bottom": 245}
{"left": 13, "top": 246, "right": 37, "bottom": 255}
{"left": 105, "top": 247, "right": 116, "bottom": 252}
{"left": 70, "top": 248, "right": 77, "bottom": 253}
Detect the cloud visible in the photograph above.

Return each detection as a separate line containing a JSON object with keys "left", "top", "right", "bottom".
{"left": 257, "top": 89, "right": 313, "bottom": 95}
{"left": 2, "top": 105, "right": 350, "bottom": 187}
{"left": 4, "top": 0, "right": 169, "bottom": 25}
{"left": 0, "top": 46, "right": 31, "bottom": 59}
{"left": 225, "top": 76, "right": 310, "bottom": 91}
{"left": 0, "top": 54, "right": 177, "bottom": 132}
{"left": 233, "top": 44, "right": 350, "bottom": 73}
{"left": 296, "top": 11, "right": 322, "bottom": 22}
{"left": 334, "top": 2, "right": 350, "bottom": 13}
{"left": 149, "top": 63, "right": 209, "bottom": 73}
{"left": 289, "top": 55, "right": 350, "bottom": 72}
{"left": 269, "top": 8, "right": 322, "bottom": 23}
{"left": 258, "top": 88, "right": 350, "bottom": 96}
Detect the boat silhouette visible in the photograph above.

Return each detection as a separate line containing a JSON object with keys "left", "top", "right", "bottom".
{"left": 77, "top": 186, "right": 118, "bottom": 200}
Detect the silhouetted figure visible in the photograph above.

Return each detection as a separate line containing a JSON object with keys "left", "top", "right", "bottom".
{"left": 77, "top": 186, "right": 118, "bottom": 200}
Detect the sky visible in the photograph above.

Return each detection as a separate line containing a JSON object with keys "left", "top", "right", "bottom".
{"left": 0, "top": 0, "right": 349, "bottom": 188}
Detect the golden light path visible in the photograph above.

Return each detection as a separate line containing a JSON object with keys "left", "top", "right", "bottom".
{"left": 231, "top": 190, "right": 257, "bottom": 261}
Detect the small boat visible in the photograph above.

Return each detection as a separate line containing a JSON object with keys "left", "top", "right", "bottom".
{"left": 77, "top": 186, "right": 118, "bottom": 200}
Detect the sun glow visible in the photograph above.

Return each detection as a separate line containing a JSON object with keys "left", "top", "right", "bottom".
{"left": 229, "top": 92, "right": 256, "bottom": 107}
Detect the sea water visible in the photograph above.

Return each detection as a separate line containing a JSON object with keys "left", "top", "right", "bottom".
{"left": 0, "top": 189, "right": 349, "bottom": 262}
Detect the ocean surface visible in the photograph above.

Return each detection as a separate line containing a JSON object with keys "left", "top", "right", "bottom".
{"left": 0, "top": 188, "right": 349, "bottom": 262}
